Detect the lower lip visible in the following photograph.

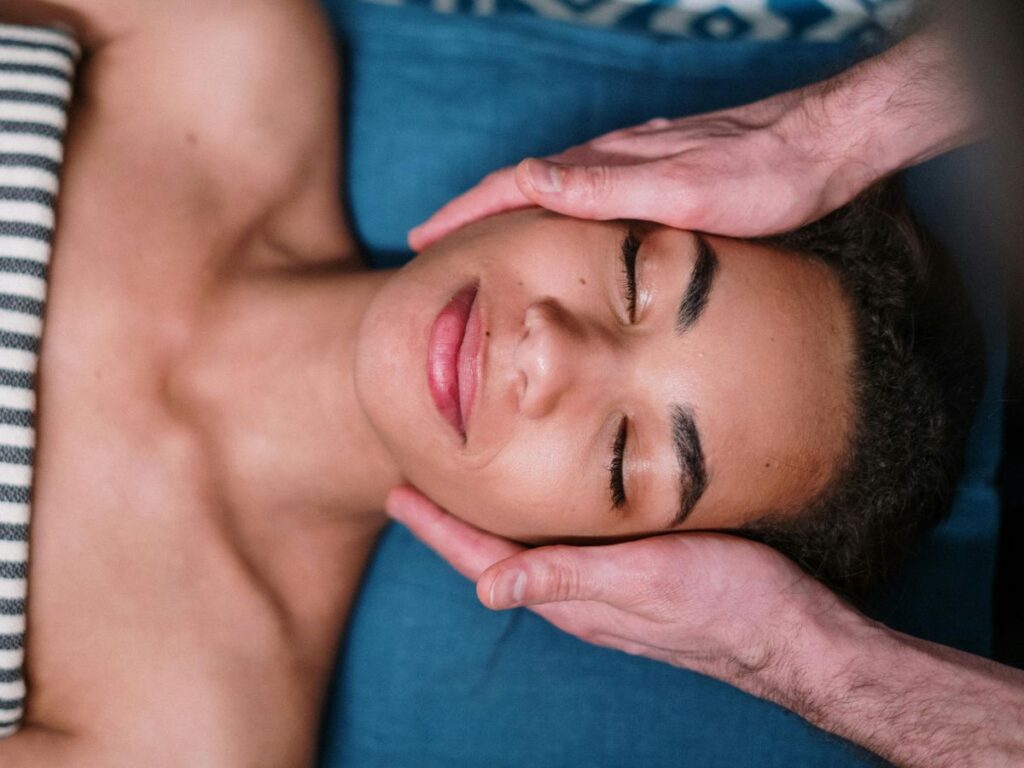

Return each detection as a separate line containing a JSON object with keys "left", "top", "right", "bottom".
{"left": 427, "top": 284, "right": 480, "bottom": 439}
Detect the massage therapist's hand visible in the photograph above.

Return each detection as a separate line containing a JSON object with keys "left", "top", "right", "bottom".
{"left": 384, "top": 486, "right": 852, "bottom": 689}
{"left": 409, "top": 26, "right": 978, "bottom": 249}
{"left": 387, "top": 486, "right": 1024, "bottom": 768}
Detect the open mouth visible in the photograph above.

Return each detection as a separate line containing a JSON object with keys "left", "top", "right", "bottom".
{"left": 427, "top": 283, "right": 481, "bottom": 440}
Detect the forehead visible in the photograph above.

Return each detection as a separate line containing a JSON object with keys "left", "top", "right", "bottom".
{"left": 645, "top": 233, "right": 856, "bottom": 527}
{"left": 434, "top": 210, "right": 856, "bottom": 535}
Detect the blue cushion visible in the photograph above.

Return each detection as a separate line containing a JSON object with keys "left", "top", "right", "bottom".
{"left": 318, "top": 2, "right": 1005, "bottom": 765}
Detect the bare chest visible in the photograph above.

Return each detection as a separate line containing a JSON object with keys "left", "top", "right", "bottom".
{"left": 4, "top": 10, "right": 362, "bottom": 760}
{"left": 18, "top": 120, "right": 353, "bottom": 765}
{"left": 23, "top": 260, "right": 341, "bottom": 758}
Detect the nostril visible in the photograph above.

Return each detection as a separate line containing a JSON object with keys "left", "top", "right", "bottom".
{"left": 521, "top": 306, "right": 536, "bottom": 339}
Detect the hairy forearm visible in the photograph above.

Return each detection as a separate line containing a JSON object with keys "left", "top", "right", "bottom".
{"left": 794, "top": 23, "right": 982, "bottom": 195}
{"left": 758, "top": 608, "right": 1024, "bottom": 767}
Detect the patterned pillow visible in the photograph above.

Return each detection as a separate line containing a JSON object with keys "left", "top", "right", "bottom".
{"left": 357, "top": 0, "right": 914, "bottom": 42}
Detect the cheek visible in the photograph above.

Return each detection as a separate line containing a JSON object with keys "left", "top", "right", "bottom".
{"left": 426, "top": 442, "right": 601, "bottom": 540}
{"left": 353, "top": 274, "right": 456, "bottom": 486}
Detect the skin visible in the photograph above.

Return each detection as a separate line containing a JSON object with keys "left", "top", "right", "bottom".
{"left": 3, "top": 2, "right": 395, "bottom": 764}
{"left": 1, "top": 0, "right": 852, "bottom": 763}
{"left": 356, "top": 209, "right": 855, "bottom": 540}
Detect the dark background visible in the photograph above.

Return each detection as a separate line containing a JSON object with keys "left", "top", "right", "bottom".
{"left": 952, "top": 0, "right": 1024, "bottom": 667}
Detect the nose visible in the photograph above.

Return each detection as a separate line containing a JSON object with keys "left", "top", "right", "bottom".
{"left": 514, "top": 301, "right": 611, "bottom": 418}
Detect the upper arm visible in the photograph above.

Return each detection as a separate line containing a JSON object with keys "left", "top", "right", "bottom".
{"left": 0, "top": 0, "right": 146, "bottom": 48}
{"left": 4, "top": 0, "right": 353, "bottom": 261}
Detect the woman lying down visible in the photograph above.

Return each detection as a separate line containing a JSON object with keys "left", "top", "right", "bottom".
{"left": 0, "top": 0, "right": 982, "bottom": 764}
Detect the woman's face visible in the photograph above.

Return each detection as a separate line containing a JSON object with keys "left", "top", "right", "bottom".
{"left": 354, "top": 210, "right": 854, "bottom": 541}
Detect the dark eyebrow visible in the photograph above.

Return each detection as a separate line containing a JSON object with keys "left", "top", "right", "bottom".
{"left": 667, "top": 404, "right": 708, "bottom": 528}
{"left": 675, "top": 233, "right": 719, "bottom": 332}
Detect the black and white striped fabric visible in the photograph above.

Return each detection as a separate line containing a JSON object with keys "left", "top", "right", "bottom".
{"left": 0, "top": 23, "right": 78, "bottom": 740}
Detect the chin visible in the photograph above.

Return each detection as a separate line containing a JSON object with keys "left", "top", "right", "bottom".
{"left": 352, "top": 289, "right": 454, "bottom": 487}
{"left": 352, "top": 283, "right": 419, "bottom": 453}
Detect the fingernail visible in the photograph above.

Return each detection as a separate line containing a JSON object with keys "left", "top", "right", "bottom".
{"left": 488, "top": 569, "right": 526, "bottom": 609}
{"left": 525, "top": 159, "right": 562, "bottom": 194}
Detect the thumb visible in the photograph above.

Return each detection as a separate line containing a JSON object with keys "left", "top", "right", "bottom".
{"left": 515, "top": 158, "right": 693, "bottom": 224}
{"left": 476, "top": 545, "right": 616, "bottom": 610}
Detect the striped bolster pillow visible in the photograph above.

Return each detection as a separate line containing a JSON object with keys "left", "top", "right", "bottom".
{"left": 0, "top": 23, "right": 79, "bottom": 740}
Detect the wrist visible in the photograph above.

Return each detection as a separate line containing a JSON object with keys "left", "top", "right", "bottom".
{"left": 772, "top": 602, "right": 884, "bottom": 720}
{"left": 698, "top": 579, "right": 877, "bottom": 712}
{"left": 780, "top": 27, "right": 982, "bottom": 205}
{"left": 742, "top": 593, "right": 883, "bottom": 720}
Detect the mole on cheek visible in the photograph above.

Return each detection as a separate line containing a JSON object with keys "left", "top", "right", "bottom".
{"left": 578, "top": 277, "right": 586, "bottom": 285}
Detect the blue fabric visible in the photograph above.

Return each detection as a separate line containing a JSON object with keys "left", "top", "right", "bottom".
{"left": 319, "top": 2, "right": 1005, "bottom": 765}
{"left": 353, "top": 0, "right": 911, "bottom": 43}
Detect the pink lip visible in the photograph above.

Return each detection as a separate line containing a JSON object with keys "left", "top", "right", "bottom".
{"left": 427, "top": 284, "right": 481, "bottom": 439}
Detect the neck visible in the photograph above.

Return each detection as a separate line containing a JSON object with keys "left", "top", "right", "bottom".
{"left": 173, "top": 263, "right": 400, "bottom": 522}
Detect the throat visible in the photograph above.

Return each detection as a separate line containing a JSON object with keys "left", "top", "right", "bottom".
{"left": 167, "top": 265, "right": 400, "bottom": 520}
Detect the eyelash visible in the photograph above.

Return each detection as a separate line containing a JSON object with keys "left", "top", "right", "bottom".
{"left": 608, "top": 229, "right": 639, "bottom": 509}
{"left": 620, "top": 230, "right": 640, "bottom": 322}
{"left": 609, "top": 416, "right": 628, "bottom": 509}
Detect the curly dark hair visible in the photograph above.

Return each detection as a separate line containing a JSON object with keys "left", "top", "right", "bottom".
{"left": 735, "top": 179, "right": 985, "bottom": 605}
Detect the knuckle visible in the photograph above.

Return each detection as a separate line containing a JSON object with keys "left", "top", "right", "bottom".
{"left": 615, "top": 639, "right": 649, "bottom": 657}
{"left": 567, "top": 165, "right": 613, "bottom": 208}
{"left": 622, "top": 117, "right": 672, "bottom": 138}
{"left": 575, "top": 625, "right": 603, "bottom": 645}
{"left": 537, "top": 547, "right": 583, "bottom": 602}
{"left": 588, "top": 131, "right": 623, "bottom": 149}
{"left": 642, "top": 116, "right": 672, "bottom": 130}
{"left": 729, "top": 634, "right": 777, "bottom": 678}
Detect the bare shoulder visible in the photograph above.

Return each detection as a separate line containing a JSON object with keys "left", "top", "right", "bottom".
{"left": 82, "top": 0, "right": 342, "bottom": 184}
{"left": 55, "top": 0, "right": 351, "bottom": 262}
{"left": 0, "top": 0, "right": 146, "bottom": 46}
{"left": 0, "top": 0, "right": 329, "bottom": 48}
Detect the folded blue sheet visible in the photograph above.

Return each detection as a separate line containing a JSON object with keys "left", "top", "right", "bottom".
{"left": 319, "top": 2, "right": 1006, "bottom": 765}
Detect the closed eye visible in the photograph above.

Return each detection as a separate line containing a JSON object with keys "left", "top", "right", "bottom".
{"left": 619, "top": 229, "right": 639, "bottom": 322}
{"left": 609, "top": 416, "right": 628, "bottom": 509}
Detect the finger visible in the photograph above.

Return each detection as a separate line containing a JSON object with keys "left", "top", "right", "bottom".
{"left": 407, "top": 167, "right": 534, "bottom": 251}
{"left": 475, "top": 544, "right": 631, "bottom": 610}
{"left": 385, "top": 486, "right": 524, "bottom": 581}
{"left": 515, "top": 158, "right": 701, "bottom": 227}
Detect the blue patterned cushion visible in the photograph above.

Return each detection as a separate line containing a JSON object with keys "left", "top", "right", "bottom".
{"left": 357, "top": 0, "right": 914, "bottom": 43}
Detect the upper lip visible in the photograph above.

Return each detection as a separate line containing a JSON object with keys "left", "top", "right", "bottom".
{"left": 457, "top": 285, "right": 484, "bottom": 436}
{"left": 427, "top": 283, "right": 484, "bottom": 440}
